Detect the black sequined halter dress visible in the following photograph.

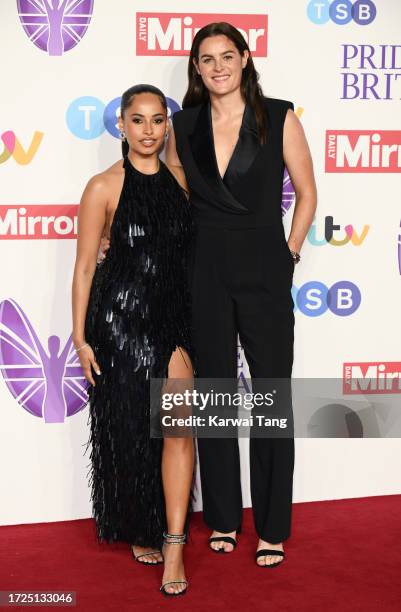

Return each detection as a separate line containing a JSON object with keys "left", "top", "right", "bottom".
{"left": 84, "top": 156, "right": 193, "bottom": 548}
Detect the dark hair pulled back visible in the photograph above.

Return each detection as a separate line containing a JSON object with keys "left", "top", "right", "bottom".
{"left": 120, "top": 84, "right": 167, "bottom": 157}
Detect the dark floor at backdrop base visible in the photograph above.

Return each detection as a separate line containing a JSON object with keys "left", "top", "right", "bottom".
{"left": 0, "top": 495, "right": 400, "bottom": 611}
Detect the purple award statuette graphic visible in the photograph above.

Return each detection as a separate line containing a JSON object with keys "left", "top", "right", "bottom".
{"left": 282, "top": 168, "right": 296, "bottom": 216}
{"left": 17, "top": 0, "right": 94, "bottom": 56}
{"left": 0, "top": 299, "right": 88, "bottom": 422}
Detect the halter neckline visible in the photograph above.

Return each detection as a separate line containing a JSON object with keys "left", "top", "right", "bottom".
{"left": 123, "top": 155, "right": 162, "bottom": 177}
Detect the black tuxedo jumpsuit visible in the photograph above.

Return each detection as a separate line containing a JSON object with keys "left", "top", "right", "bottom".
{"left": 173, "top": 97, "right": 295, "bottom": 543}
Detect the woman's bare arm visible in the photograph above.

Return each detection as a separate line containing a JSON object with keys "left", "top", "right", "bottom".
{"left": 166, "top": 123, "right": 190, "bottom": 201}
{"left": 283, "top": 110, "right": 317, "bottom": 254}
{"left": 167, "top": 163, "right": 189, "bottom": 196}
{"left": 72, "top": 175, "right": 108, "bottom": 383}
{"left": 165, "top": 125, "right": 183, "bottom": 168}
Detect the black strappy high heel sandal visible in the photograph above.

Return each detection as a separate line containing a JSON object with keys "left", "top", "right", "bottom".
{"left": 131, "top": 546, "right": 163, "bottom": 565}
{"left": 255, "top": 549, "right": 285, "bottom": 568}
{"left": 208, "top": 525, "right": 241, "bottom": 553}
{"left": 160, "top": 532, "right": 188, "bottom": 597}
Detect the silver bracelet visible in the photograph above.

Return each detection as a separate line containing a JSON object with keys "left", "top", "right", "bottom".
{"left": 75, "top": 342, "right": 89, "bottom": 353}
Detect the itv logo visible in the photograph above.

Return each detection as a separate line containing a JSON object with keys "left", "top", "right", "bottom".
{"left": 0, "top": 130, "right": 44, "bottom": 165}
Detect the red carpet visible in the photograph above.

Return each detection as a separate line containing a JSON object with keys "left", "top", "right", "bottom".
{"left": 1, "top": 495, "right": 401, "bottom": 611}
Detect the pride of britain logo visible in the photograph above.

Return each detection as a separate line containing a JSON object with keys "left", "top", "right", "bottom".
{"left": 0, "top": 299, "right": 88, "bottom": 422}
{"left": 17, "top": 0, "right": 94, "bottom": 56}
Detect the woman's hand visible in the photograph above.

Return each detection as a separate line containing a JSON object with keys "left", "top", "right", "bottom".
{"left": 97, "top": 236, "right": 110, "bottom": 264}
{"left": 77, "top": 344, "right": 101, "bottom": 386}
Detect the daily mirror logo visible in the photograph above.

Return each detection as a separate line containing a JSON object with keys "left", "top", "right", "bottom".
{"left": 343, "top": 362, "right": 401, "bottom": 394}
{"left": 0, "top": 205, "right": 78, "bottom": 239}
{"left": 325, "top": 130, "right": 401, "bottom": 172}
{"left": 136, "top": 13, "right": 268, "bottom": 56}
{"left": 17, "top": 0, "right": 94, "bottom": 56}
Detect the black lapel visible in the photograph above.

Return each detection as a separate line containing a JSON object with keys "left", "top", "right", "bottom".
{"left": 188, "top": 103, "right": 216, "bottom": 188}
{"left": 188, "top": 102, "right": 249, "bottom": 213}
{"left": 223, "top": 103, "right": 261, "bottom": 192}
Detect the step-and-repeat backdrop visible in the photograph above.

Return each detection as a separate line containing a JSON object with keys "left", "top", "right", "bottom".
{"left": 1, "top": 1, "right": 400, "bottom": 525}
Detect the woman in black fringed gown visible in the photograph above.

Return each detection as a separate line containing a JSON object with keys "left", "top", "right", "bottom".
{"left": 72, "top": 85, "right": 193, "bottom": 597}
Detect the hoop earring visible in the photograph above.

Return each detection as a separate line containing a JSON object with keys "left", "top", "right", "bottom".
{"left": 120, "top": 131, "right": 126, "bottom": 141}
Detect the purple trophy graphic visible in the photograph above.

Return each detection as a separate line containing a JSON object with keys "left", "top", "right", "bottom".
{"left": 282, "top": 168, "right": 296, "bottom": 216}
{"left": 0, "top": 298, "right": 88, "bottom": 423}
{"left": 17, "top": 0, "right": 94, "bottom": 56}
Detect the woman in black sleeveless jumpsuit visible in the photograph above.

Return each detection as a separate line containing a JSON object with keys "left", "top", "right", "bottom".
{"left": 173, "top": 96, "right": 295, "bottom": 545}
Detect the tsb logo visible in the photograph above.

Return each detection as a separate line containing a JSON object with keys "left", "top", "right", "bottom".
{"left": 136, "top": 13, "right": 268, "bottom": 56}
{"left": 66, "top": 96, "right": 181, "bottom": 140}
{"left": 325, "top": 131, "right": 401, "bottom": 172}
{"left": 292, "top": 281, "right": 361, "bottom": 316}
{"left": 307, "top": 0, "right": 376, "bottom": 25}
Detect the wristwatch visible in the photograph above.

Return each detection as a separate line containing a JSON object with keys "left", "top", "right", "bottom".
{"left": 289, "top": 249, "right": 301, "bottom": 264}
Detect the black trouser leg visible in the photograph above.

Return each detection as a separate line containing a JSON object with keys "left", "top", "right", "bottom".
{"left": 191, "top": 228, "right": 242, "bottom": 533}
{"left": 234, "top": 227, "right": 295, "bottom": 543}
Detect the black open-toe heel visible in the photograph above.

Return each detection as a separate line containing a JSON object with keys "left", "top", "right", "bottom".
{"left": 209, "top": 526, "right": 241, "bottom": 553}
{"left": 209, "top": 535, "right": 237, "bottom": 553}
{"left": 160, "top": 532, "right": 188, "bottom": 597}
{"left": 131, "top": 546, "right": 163, "bottom": 565}
{"left": 255, "top": 549, "right": 285, "bottom": 568}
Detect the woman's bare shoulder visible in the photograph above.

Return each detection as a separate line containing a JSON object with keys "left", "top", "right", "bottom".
{"left": 85, "top": 160, "right": 124, "bottom": 195}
